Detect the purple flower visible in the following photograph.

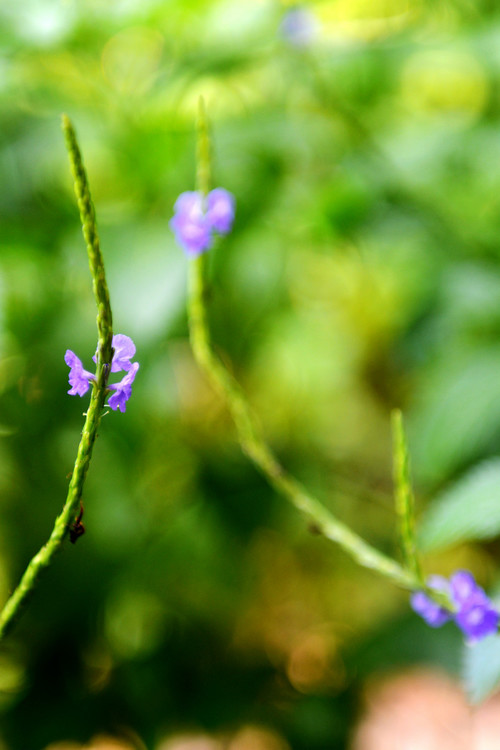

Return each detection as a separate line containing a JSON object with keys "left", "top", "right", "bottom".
{"left": 93, "top": 333, "right": 136, "bottom": 372}
{"left": 411, "top": 569, "right": 499, "bottom": 643}
{"left": 206, "top": 188, "right": 235, "bottom": 235}
{"left": 450, "top": 571, "right": 499, "bottom": 643}
{"left": 280, "top": 7, "right": 319, "bottom": 48}
{"left": 410, "top": 575, "right": 452, "bottom": 628}
{"left": 65, "top": 334, "right": 139, "bottom": 412}
{"left": 107, "top": 362, "right": 139, "bottom": 413}
{"left": 170, "top": 191, "right": 212, "bottom": 257}
{"left": 449, "top": 570, "right": 479, "bottom": 605}
{"left": 64, "top": 350, "right": 95, "bottom": 396}
{"left": 170, "top": 188, "right": 235, "bottom": 256}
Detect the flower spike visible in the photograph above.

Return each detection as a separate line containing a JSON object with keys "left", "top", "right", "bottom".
{"left": 411, "top": 570, "right": 499, "bottom": 643}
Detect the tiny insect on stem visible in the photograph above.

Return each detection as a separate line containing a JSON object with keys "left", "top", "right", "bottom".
{"left": 69, "top": 503, "right": 85, "bottom": 544}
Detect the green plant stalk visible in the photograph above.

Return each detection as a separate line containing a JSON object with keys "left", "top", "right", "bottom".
{"left": 188, "top": 101, "right": 416, "bottom": 591}
{"left": 189, "top": 257, "right": 416, "bottom": 589}
{"left": 0, "top": 116, "right": 113, "bottom": 640}
{"left": 391, "top": 409, "right": 422, "bottom": 584}
{"left": 62, "top": 114, "right": 113, "bottom": 366}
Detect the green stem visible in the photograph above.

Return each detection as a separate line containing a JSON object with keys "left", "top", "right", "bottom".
{"left": 188, "top": 101, "right": 416, "bottom": 590}
{"left": 391, "top": 409, "right": 422, "bottom": 584}
{"left": 0, "top": 116, "right": 113, "bottom": 640}
{"left": 62, "top": 115, "right": 113, "bottom": 366}
{"left": 188, "top": 254, "right": 416, "bottom": 590}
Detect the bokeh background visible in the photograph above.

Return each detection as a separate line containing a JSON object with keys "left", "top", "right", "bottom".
{"left": 3, "top": 0, "right": 500, "bottom": 747}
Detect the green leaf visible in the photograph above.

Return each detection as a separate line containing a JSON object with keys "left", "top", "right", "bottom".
{"left": 410, "top": 348, "right": 500, "bottom": 484}
{"left": 463, "top": 634, "right": 500, "bottom": 704}
{"left": 419, "top": 459, "right": 500, "bottom": 551}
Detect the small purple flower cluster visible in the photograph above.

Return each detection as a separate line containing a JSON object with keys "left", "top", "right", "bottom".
{"left": 411, "top": 570, "right": 499, "bottom": 643}
{"left": 65, "top": 334, "right": 139, "bottom": 413}
{"left": 170, "top": 188, "right": 235, "bottom": 256}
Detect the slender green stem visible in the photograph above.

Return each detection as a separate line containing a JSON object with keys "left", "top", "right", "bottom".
{"left": 391, "top": 409, "right": 422, "bottom": 584}
{"left": 188, "top": 257, "right": 415, "bottom": 590}
{"left": 197, "top": 97, "right": 212, "bottom": 201}
{"left": 187, "top": 102, "right": 416, "bottom": 591}
{"left": 62, "top": 114, "right": 113, "bottom": 367}
{"left": 0, "top": 116, "right": 113, "bottom": 640}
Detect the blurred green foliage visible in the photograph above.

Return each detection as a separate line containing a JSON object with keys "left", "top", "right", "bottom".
{"left": 2, "top": 0, "right": 500, "bottom": 747}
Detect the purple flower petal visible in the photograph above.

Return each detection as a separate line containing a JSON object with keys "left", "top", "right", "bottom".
{"left": 93, "top": 334, "right": 137, "bottom": 372}
{"left": 450, "top": 570, "right": 479, "bottom": 605}
{"left": 110, "top": 334, "right": 136, "bottom": 372}
{"left": 64, "top": 350, "right": 81, "bottom": 370}
{"left": 427, "top": 574, "right": 451, "bottom": 595}
{"left": 173, "top": 191, "right": 202, "bottom": 215}
{"left": 64, "top": 349, "right": 95, "bottom": 397}
{"left": 411, "top": 574, "right": 453, "bottom": 627}
{"left": 410, "top": 569, "right": 500, "bottom": 641}
{"left": 455, "top": 600, "right": 499, "bottom": 643}
{"left": 207, "top": 188, "right": 235, "bottom": 235}
{"left": 170, "top": 201, "right": 212, "bottom": 256}
{"left": 170, "top": 217, "right": 212, "bottom": 256}
{"left": 448, "top": 570, "right": 500, "bottom": 642}
{"left": 107, "top": 362, "right": 139, "bottom": 413}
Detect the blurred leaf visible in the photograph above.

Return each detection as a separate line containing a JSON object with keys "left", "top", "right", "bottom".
{"left": 419, "top": 459, "right": 500, "bottom": 551}
{"left": 463, "top": 634, "right": 500, "bottom": 704}
{"left": 411, "top": 348, "right": 500, "bottom": 484}
{"left": 441, "top": 264, "right": 500, "bottom": 332}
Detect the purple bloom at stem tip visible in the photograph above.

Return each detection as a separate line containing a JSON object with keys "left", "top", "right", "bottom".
{"left": 411, "top": 569, "right": 500, "bottom": 643}
{"left": 450, "top": 571, "right": 500, "bottom": 643}
{"left": 107, "top": 362, "right": 139, "bottom": 413}
{"left": 170, "top": 188, "right": 235, "bottom": 257}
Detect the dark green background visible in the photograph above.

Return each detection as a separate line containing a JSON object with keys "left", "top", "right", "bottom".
{"left": 1, "top": 0, "right": 499, "bottom": 747}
